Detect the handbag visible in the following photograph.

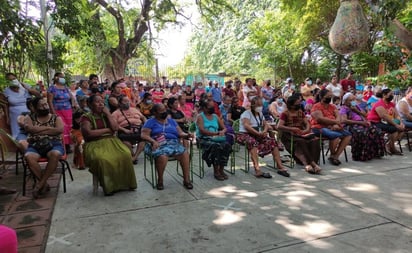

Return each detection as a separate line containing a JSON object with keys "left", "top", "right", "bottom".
{"left": 117, "top": 110, "right": 142, "bottom": 143}
{"left": 32, "top": 137, "right": 53, "bottom": 156}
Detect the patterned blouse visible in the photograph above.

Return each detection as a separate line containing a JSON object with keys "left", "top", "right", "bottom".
{"left": 280, "top": 110, "right": 306, "bottom": 130}
{"left": 48, "top": 85, "right": 72, "bottom": 110}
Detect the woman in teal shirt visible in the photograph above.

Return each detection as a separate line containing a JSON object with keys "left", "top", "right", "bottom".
{"left": 196, "top": 99, "right": 232, "bottom": 181}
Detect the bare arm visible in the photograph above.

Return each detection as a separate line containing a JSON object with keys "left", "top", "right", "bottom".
{"left": 47, "top": 92, "right": 56, "bottom": 114}
{"left": 24, "top": 115, "right": 64, "bottom": 135}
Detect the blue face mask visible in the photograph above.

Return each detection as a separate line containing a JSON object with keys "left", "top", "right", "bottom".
{"left": 350, "top": 101, "right": 357, "bottom": 107}
{"left": 58, "top": 77, "right": 66, "bottom": 85}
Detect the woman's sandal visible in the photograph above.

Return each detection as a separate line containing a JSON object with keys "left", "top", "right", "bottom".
{"left": 328, "top": 157, "right": 341, "bottom": 166}
{"left": 156, "top": 182, "right": 164, "bottom": 190}
{"left": 305, "top": 165, "right": 316, "bottom": 174}
{"left": 277, "top": 170, "right": 290, "bottom": 177}
{"left": 312, "top": 165, "right": 322, "bottom": 174}
{"left": 183, "top": 181, "right": 193, "bottom": 190}
{"left": 32, "top": 186, "right": 41, "bottom": 199}
{"left": 255, "top": 172, "right": 272, "bottom": 178}
{"left": 221, "top": 171, "right": 229, "bottom": 180}
{"left": 214, "top": 173, "right": 225, "bottom": 181}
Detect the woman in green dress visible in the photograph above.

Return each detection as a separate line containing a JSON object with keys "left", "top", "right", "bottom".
{"left": 81, "top": 94, "right": 137, "bottom": 196}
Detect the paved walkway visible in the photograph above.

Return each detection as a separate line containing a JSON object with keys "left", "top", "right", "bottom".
{"left": 45, "top": 146, "right": 412, "bottom": 253}
{"left": 0, "top": 155, "right": 62, "bottom": 253}
{"left": 1, "top": 145, "right": 411, "bottom": 253}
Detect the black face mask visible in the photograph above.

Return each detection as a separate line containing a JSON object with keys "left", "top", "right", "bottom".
{"left": 91, "top": 87, "right": 100, "bottom": 94}
{"left": 292, "top": 105, "right": 301, "bottom": 110}
{"left": 120, "top": 103, "right": 130, "bottom": 110}
{"left": 159, "top": 111, "right": 168, "bottom": 119}
{"left": 387, "top": 95, "right": 394, "bottom": 102}
{"left": 37, "top": 109, "right": 50, "bottom": 116}
{"left": 206, "top": 106, "right": 215, "bottom": 114}
{"left": 323, "top": 97, "right": 332, "bottom": 104}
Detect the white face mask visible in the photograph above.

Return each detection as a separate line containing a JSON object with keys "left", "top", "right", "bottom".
{"left": 290, "top": 85, "right": 296, "bottom": 90}
{"left": 255, "top": 106, "right": 263, "bottom": 113}
{"left": 307, "top": 80, "right": 312, "bottom": 85}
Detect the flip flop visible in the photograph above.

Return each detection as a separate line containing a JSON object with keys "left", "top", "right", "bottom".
{"left": 277, "top": 170, "right": 290, "bottom": 177}
{"left": 328, "top": 157, "right": 341, "bottom": 166}
{"left": 305, "top": 165, "right": 316, "bottom": 174}
{"left": 255, "top": 172, "right": 272, "bottom": 178}
{"left": 312, "top": 165, "right": 322, "bottom": 174}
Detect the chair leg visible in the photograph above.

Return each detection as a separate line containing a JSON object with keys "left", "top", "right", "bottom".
{"left": 22, "top": 159, "right": 27, "bottom": 196}
{"left": 407, "top": 132, "right": 411, "bottom": 152}
{"left": 61, "top": 161, "right": 66, "bottom": 193}
{"left": 15, "top": 152, "right": 19, "bottom": 175}
{"left": 93, "top": 174, "right": 98, "bottom": 195}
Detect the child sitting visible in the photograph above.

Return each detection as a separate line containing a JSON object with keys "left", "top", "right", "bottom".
{"left": 71, "top": 110, "right": 85, "bottom": 170}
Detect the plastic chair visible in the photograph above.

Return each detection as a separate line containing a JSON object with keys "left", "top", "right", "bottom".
{"left": 232, "top": 119, "right": 250, "bottom": 173}
{"left": 0, "top": 129, "right": 24, "bottom": 175}
{"left": 188, "top": 122, "right": 205, "bottom": 178}
{"left": 319, "top": 133, "right": 348, "bottom": 164}
{"left": 143, "top": 141, "right": 194, "bottom": 189}
{"left": 22, "top": 142, "right": 74, "bottom": 196}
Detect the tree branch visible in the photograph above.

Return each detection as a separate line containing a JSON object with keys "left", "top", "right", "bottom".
{"left": 95, "top": 0, "right": 126, "bottom": 52}
{"left": 126, "top": 0, "right": 152, "bottom": 57}
{"left": 390, "top": 19, "right": 412, "bottom": 51}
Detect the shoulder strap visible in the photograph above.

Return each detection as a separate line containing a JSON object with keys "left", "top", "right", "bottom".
{"left": 120, "top": 109, "right": 132, "bottom": 126}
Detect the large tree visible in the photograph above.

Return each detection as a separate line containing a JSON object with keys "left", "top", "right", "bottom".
{"left": 50, "top": 0, "right": 232, "bottom": 81}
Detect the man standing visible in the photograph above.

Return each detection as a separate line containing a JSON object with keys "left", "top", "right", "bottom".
{"left": 340, "top": 71, "right": 356, "bottom": 93}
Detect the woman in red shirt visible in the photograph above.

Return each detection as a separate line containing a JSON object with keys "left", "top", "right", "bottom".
{"left": 367, "top": 88, "right": 404, "bottom": 155}
{"left": 310, "top": 89, "right": 352, "bottom": 165}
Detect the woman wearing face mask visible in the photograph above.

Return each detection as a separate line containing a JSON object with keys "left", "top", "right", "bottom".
{"left": 277, "top": 95, "right": 322, "bottom": 174}
{"left": 269, "top": 96, "right": 287, "bottom": 120}
{"left": 151, "top": 85, "right": 165, "bottom": 104}
{"left": 2, "top": 73, "right": 40, "bottom": 138}
{"left": 24, "top": 97, "right": 64, "bottom": 198}
{"left": 311, "top": 89, "right": 352, "bottom": 165}
{"left": 197, "top": 99, "right": 232, "bottom": 180}
{"left": 237, "top": 97, "right": 290, "bottom": 178}
{"left": 141, "top": 104, "right": 193, "bottom": 190}
{"left": 367, "top": 88, "right": 404, "bottom": 155}
{"left": 139, "top": 92, "right": 153, "bottom": 118}
{"left": 112, "top": 95, "right": 146, "bottom": 164}
{"left": 340, "top": 93, "right": 385, "bottom": 161}
{"left": 47, "top": 72, "right": 78, "bottom": 153}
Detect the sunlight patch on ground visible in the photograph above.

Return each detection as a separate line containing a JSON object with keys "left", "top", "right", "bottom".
{"left": 206, "top": 186, "right": 258, "bottom": 199}
{"left": 275, "top": 216, "right": 338, "bottom": 240}
{"left": 339, "top": 167, "right": 364, "bottom": 174}
{"left": 213, "top": 210, "right": 246, "bottom": 225}
{"left": 305, "top": 238, "right": 333, "bottom": 249}
{"left": 345, "top": 183, "right": 379, "bottom": 192}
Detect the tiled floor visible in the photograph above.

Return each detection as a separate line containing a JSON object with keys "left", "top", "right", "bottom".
{"left": 0, "top": 157, "right": 62, "bottom": 253}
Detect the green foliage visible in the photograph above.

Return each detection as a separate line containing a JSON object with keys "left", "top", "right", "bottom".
{"left": 0, "top": 0, "right": 43, "bottom": 79}
{"left": 32, "top": 35, "right": 69, "bottom": 85}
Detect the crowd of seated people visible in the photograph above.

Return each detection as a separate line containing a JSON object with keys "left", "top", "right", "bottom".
{"left": 4, "top": 72, "right": 412, "bottom": 198}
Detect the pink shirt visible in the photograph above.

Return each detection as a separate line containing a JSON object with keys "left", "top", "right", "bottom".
{"left": 367, "top": 99, "right": 395, "bottom": 123}
{"left": 151, "top": 90, "right": 164, "bottom": 104}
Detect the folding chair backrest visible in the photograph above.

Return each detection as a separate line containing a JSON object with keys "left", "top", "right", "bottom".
{"left": 232, "top": 119, "right": 240, "bottom": 133}
{"left": 0, "top": 129, "right": 20, "bottom": 153}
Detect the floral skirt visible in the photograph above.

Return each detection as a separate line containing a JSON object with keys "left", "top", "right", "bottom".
{"left": 236, "top": 132, "right": 277, "bottom": 158}
{"left": 346, "top": 125, "right": 384, "bottom": 161}
{"left": 144, "top": 139, "right": 186, "bottom": 158}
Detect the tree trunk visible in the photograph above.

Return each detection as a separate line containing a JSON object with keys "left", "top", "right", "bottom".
{"left": 102, "top": 50, "right": 129, "bottom": 81}
{"left": 391, "top": 19, "right": 412, "bottom": 51}
{"left": 336, "top": 54, "right": 343, "bottom": 81}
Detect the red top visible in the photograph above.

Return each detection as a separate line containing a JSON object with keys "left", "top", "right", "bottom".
{"left": 310, "top": 102, "right": 337, "bottom": 129}
{"left": 367, "top": 99, "right": 395, "bottom": 123}
{"left": 340, "top": 79, "right": 356, "bottom": 92}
